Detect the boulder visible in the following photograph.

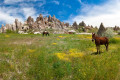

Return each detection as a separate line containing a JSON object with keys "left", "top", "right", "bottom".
{"left": 34, "top": 32, "right": 41, "bottom": 34}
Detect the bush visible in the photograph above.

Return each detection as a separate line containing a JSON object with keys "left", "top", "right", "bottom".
{"left": 109, "top": 38, "right": 119, "bottom": 44}
{"left": 118, "top": 30, "right": 120, "bottom": 35}
{"left": 102, "top": 28, "right": 114, "bottom": 38}
{"left": 6, "top": 30, "right": 17, "bottom": 34}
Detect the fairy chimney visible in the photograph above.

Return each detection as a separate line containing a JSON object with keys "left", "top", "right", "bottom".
{"left": 48, "top": 15, "right": 52, "bottom": 22}
{"left": 27, "top": 16, "right": 34, "bottom": 29}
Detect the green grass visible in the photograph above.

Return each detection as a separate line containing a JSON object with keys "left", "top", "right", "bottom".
{"left": 0, "top": 33, "right": 120, "bottom": 80}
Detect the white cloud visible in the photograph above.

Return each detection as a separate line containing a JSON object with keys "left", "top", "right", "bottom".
{"left": 0, "top": 7, "right": 24, "bottom": 24}
{"left": 0, "top": 0, "right": 47, "bottom": 25}
{"left": 78, "top": 0, "right": 85, "bottom": 5}
{"left": 52, "top": 1, "right": 59, "bottom": 5}
{"left": 67, "top": 0, "right": 120, "bottom": 27}
{"left": 0, "top": 6, "right": 49, "bottom": 25}
{"left": 22, "top": 7, "right": 37, "bottom": 19}
{"left": 4, "top": 0, "right": 24, "bottom": 4}
{"left": 0, "top": 11, "right": 23, "bottom": 24}
{"left": 4, "top": 0, "right": 45, "bottom": 4}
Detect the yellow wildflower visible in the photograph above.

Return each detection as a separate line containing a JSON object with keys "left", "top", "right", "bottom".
{"left": 114, "top": 37, "right": 120, "bottom": 40}
{"left": 70, "top": 53, "right": 84, "bottom": 58}
{"left": 58, "top": 36, "right": 63, "bottom": 38}
{"left": 52, "top": 43, "right": 57, "bottom": 45}
{"left": 5, "top": 35, "right": 10, "bottom": 37}
{"left": 10, "top": 64, "right": 14, "bottom": 69}
{"left": 55, "top": 53, "right": 70, "bottom": 61}
{"left": 55, "top": 49, "right": 84, "bottom": 61}
{"left": 56, "top": 38, "right": 60, "bottom": 40}
{"left": 77, "top": 35, "right": 84, "bottom": 38}
{"left": 88, "top": 47, "right": 96, "bottom": 52}
{"left": 69, "top": 49, "right": 78, "bottom": 54}
{"left": 85, "top": 36, "right": 92, "bottom": 39}
{"left": 109, "top": 45, "right": 118, "bottom": 50}
{"left": 28, "top": 49, "right": 36, "bottom": 53}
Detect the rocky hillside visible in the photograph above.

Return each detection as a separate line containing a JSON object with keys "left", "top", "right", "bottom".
{"left": 0, "top": 14, "right": 69, "bottom": 33}
{"left": 2, "top": 14, "right": 119, "bottom": 34}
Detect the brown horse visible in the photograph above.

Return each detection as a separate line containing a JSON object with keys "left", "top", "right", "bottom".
{"left": 42, "top": 31, "right": 49, "bottom": 36}
{"left": 92, "top": 33, "right": 109, "bottom": 54}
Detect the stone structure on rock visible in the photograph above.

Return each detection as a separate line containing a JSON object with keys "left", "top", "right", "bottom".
{"left": 97, "top": 23, "right": 106, "bottom": 36}
{"left": 0, "top": 14, "right": 69, "bottom": 33}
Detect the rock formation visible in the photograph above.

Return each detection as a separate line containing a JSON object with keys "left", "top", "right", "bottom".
{"left": 65, "top": 23, "right": 69, "bottom": 27}
{"left": 0, "top": 14, "right": 68, "bottom": 33}
{"left": 97, "top": 23, "right": 106, "bottom": 36}
{"left": 73, "top": 21, "right": 78, "bottom": 30}
{"left": 27, "top": 16, "right": 34, "bottom": 29}
{"left": 79, "top": 21, "right": 86, "bottom": 27}
{"left": 113, "top": 26, "right": 119, "bottom": 31}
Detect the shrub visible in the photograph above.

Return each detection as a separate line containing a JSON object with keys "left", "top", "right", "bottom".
{"left": 109, "top": 38, "right": 119, "bottom": 44}
{"left": 102, "top": 28, "right": 114, "bottom": 38}
{"left": 118, "top": 30, "right": 120, "bottom": 35}
{"left": 6, "top": 30, "right": 17, "bottom": 34}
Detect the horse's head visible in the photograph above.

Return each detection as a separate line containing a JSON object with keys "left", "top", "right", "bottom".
{"left": 92, "top": 33, "right": 96, "bottom": 42}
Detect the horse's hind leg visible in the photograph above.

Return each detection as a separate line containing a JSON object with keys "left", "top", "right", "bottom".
{"left": 47, "top": 33, "right": 49, "bottom": 36}
{"left": 105, "top": 44, "right": 108, "bottom": 51}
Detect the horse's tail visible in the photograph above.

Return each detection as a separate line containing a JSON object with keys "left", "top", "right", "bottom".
{"left": 104, "top": 37, "right": 109, "bottom": 42}
{"left": 104, "top": 37, "right": 109, "bottom": 51}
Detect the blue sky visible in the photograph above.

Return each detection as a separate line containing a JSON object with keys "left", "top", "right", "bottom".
{"left": 0, "top": 0, "right": 120, "bottom": 27}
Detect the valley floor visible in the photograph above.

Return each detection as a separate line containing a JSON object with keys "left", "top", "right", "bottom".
{"left": 0, "top": 34, "right": 120, "bottom": 80}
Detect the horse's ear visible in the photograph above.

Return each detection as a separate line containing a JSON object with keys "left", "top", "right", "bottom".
{"left": 92, "top": 33, "right": 95, "bottom": 35}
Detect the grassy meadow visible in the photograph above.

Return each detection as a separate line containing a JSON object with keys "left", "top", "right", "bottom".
{"left": 0, "top": 33, "right": 120, "bottom": 80}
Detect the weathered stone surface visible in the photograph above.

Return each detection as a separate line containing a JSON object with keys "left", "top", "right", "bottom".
{"left": 15, "top": 19, "right": 23, "bottom": 30}
{"left": 48, "top": 15, "right": 52, "bottom": 22}
{"left": 53, "top": 15, "right": 56, "bottom": 21}
{"left": 1, "top": 24, "right": 7, "bottom": 33}
{"left": 13, "top": 23, "right": 17, "bottom": 31}
{"left": 27, "top": 16, "right": 34, "bottom": 29}
{"left": 65, "top": 23, "right": 69, "bottom": 27}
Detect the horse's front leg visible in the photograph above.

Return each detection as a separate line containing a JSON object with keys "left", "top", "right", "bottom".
{"left": 42, "top": 33, "right": 44, "bottom": 37}
{"left": 96, "top": 45, "right": 100, "bottom": 54}
{"left": 96, "top": 45, "right": 99, "bottom": 54}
